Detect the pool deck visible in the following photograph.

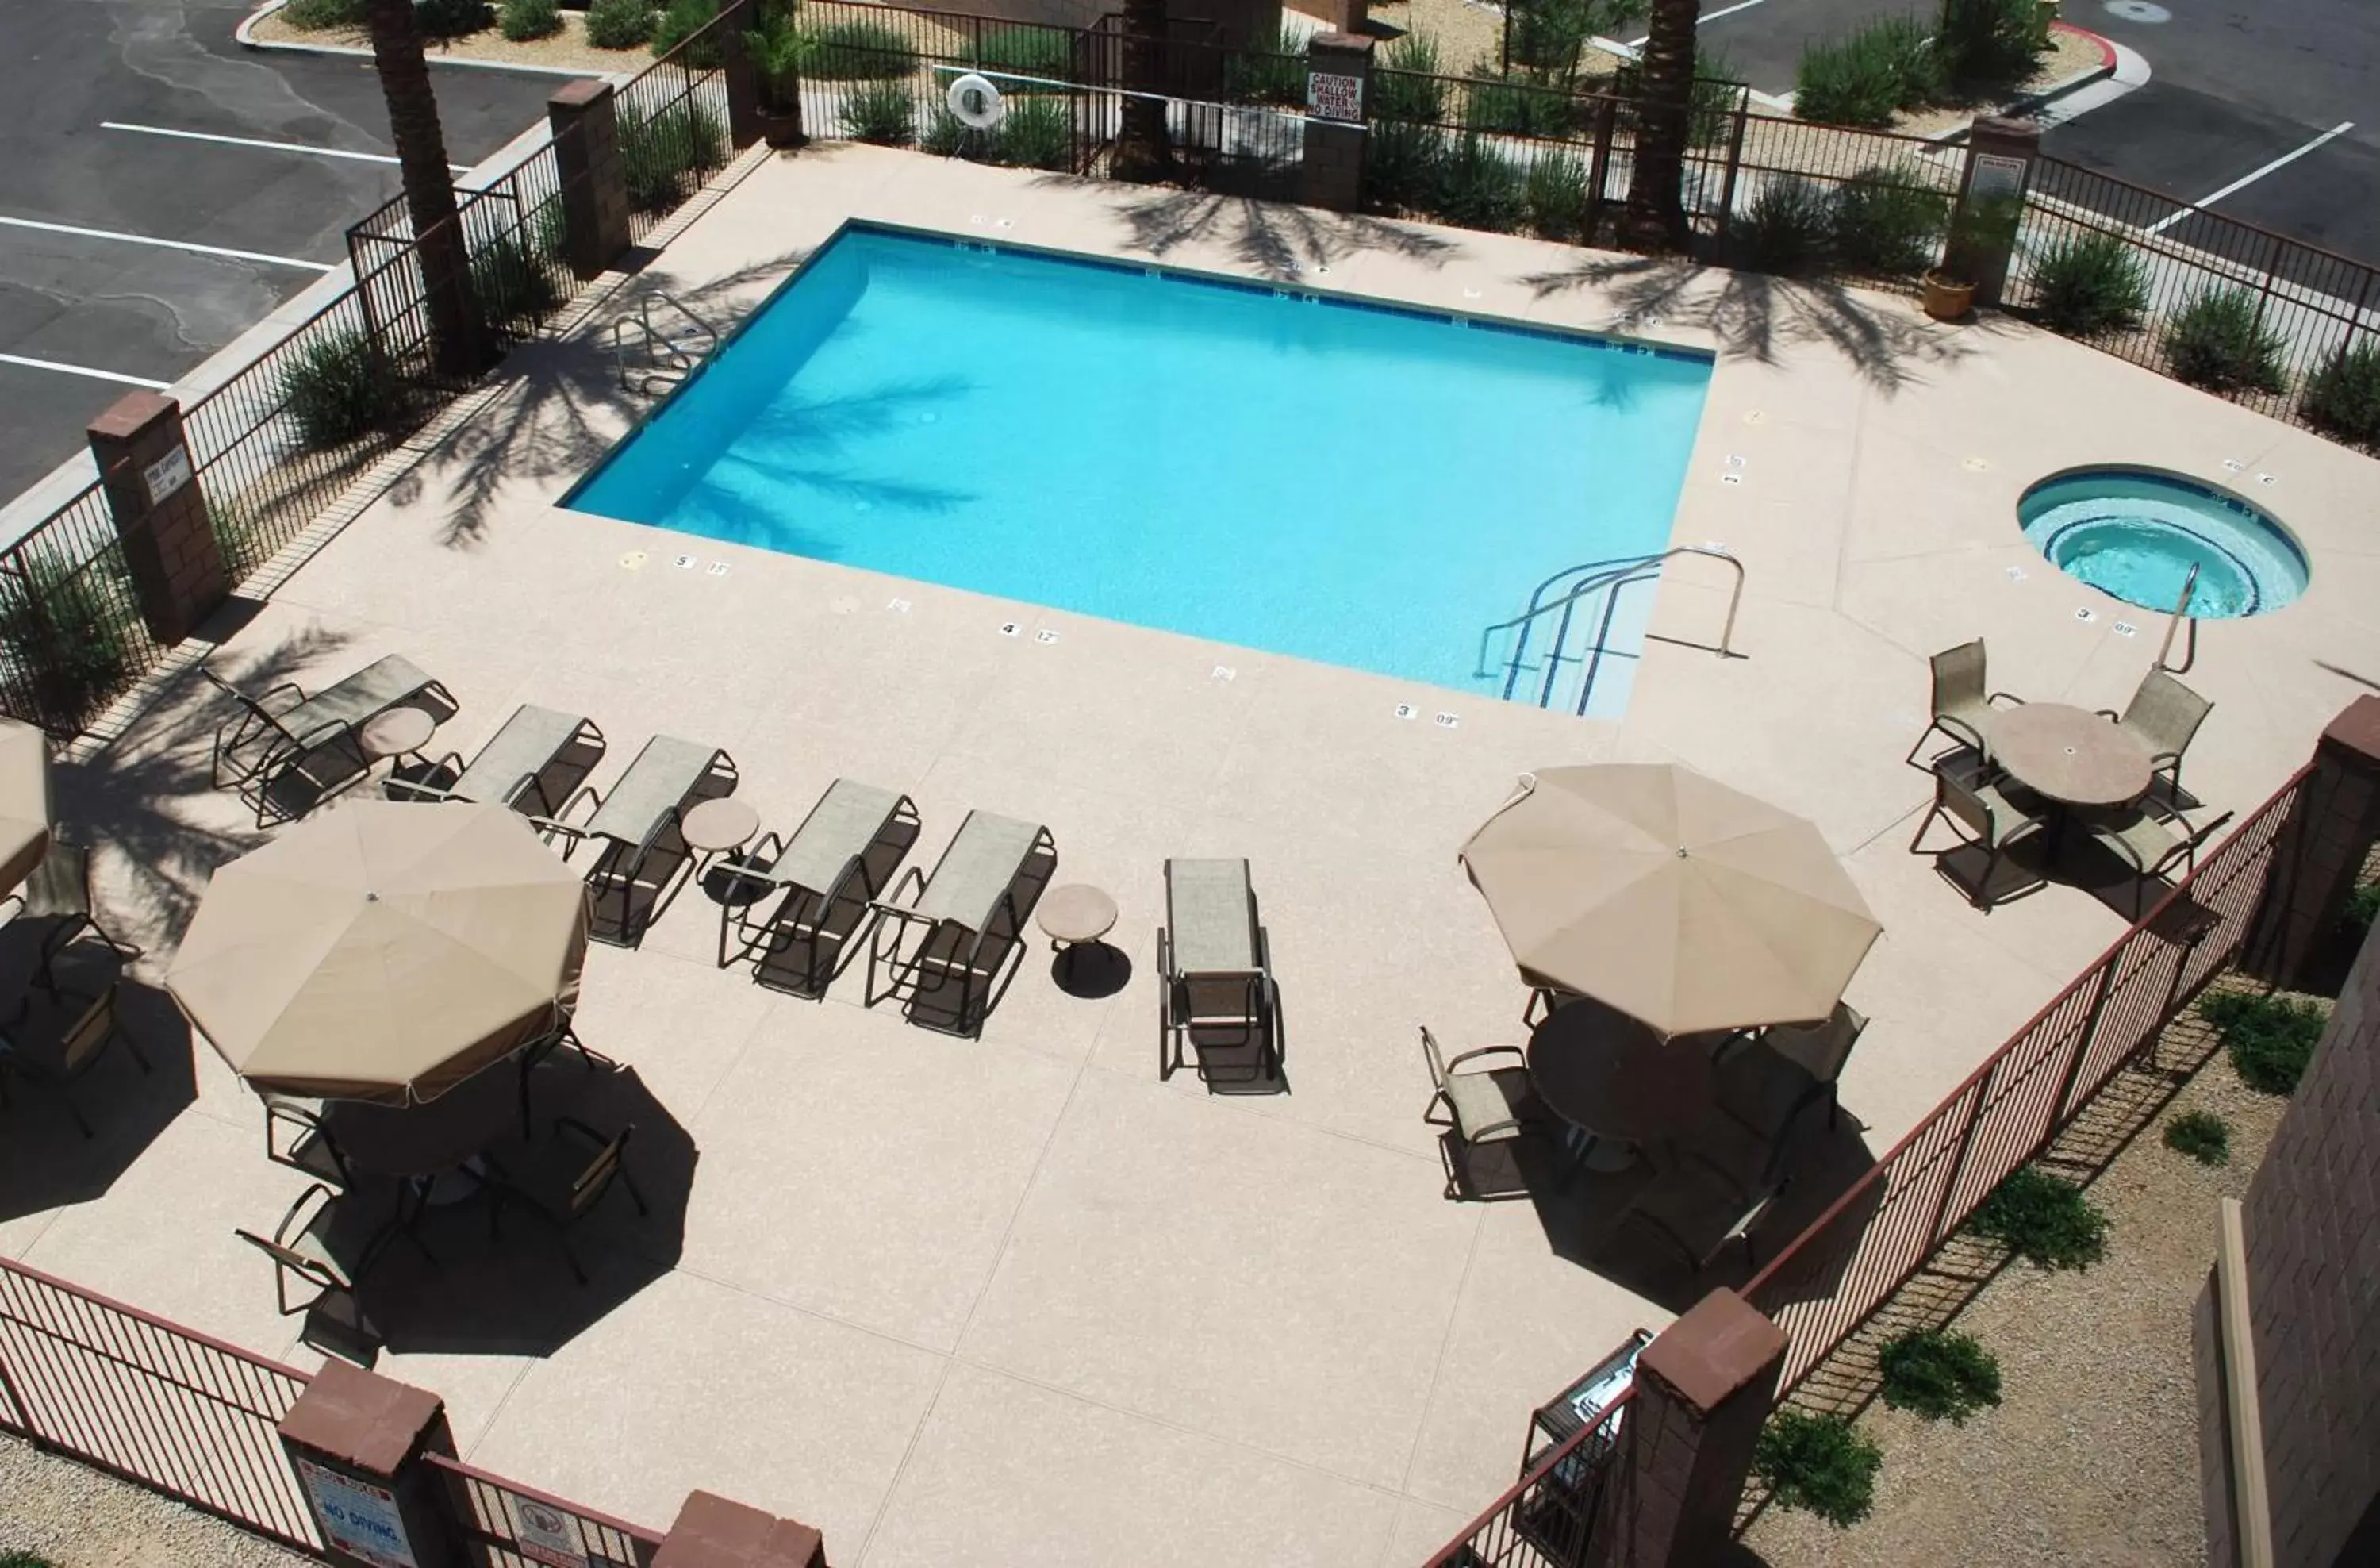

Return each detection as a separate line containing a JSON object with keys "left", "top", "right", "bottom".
{"left": 15, "top": 142, "right": 2380, "bottom": 1566}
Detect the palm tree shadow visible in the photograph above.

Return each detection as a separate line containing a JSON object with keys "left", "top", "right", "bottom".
{"left": 1073, "top": 183, "right": 1458, "bottom": 280}
{"left": 1522, "top": 256, "right": 2020, "bottom": 394}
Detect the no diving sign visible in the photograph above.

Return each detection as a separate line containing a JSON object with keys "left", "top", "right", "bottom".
{"left": 1307, "top": 71, "right": 1363, "bottom": 123}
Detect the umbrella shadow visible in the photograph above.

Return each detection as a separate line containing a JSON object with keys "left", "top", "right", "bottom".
{"left": 0, "top": 941, "right": 194, "bottom": 1226}
{"left": 336, "top": 1062, "right": 693, "bottom": 1362}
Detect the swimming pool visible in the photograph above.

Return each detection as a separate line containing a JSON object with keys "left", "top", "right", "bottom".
{"left": 568, "top": 225, "right": 1714, "bottom": 708}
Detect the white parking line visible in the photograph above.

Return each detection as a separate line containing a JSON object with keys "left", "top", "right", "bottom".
{"left": 0, "top": 213, "right": 331, "bottom": 271}
{"left": 2145, "top": 121, "right": 2356, "bottom": 235}
{"left": 100, "top": 121, "right": 473, "bottom": 175}
{"left": 1623, "top": 0, "right": 1774, "bottom": 51}
{"left": 0, "top": 351, "right": 167, "bottom": 389}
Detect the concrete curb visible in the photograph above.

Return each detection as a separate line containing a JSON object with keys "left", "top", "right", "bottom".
{"left": 234, "top": 0, "right": 617, "bottom": 80}
{"left": 1918, "top": 23, "right": 2130, "bottom": 144}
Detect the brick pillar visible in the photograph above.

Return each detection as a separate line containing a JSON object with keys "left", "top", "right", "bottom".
{"left": 2245, "top": 696, "right": 2380, "bottom": 990}
{"left": 549, "top": 79, "right": 634, "bottom": 281}
{"left": 654, "top": 1491, "right": 828, "bottom": 1568}
{"left": 86, "top": 390, "right": 226, "bottom": 644}
{"left": 277, "top": 1362, "right": 463, "bottom": 1568}
{"left": 1587, "top": 1289, "right": 1787, "bottom": 1568}
{"left": 720, "top": 0, "right": 762, "bottom": 152}
{"left": 1299, "top": 33, "right": 1372, "bottom": 214}
{"left": 1950, "top": 115, "right": 2040, "bottom": 308}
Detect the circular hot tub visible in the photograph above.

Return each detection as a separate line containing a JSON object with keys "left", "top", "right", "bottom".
{"left": 2017, "top": 467, "right": 2308, "bottom": 619}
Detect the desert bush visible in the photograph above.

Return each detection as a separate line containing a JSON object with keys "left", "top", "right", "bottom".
{"left": 1526, "top": 148, "right": 1591, "bottom": 240}
{"left": 415, "top": 0, "right": 493, "bottom": 39}
{"left": 2346, "top": 879, "right": 2380, "bottom": 932}
{"left": 2303, "top": 338, "right": 2380, "bottom": 450}
{"left": 620, "top": 99, "right": 727, "bottom": 209}
{"left": 2163, "top": 1109, "right": 2232, "bottom": 1166}
{"left": 278, "top": 327, "right": 389, "bottom": 448}
{"left": 1831, "top": 166, "right": 1948, "bottom": 275}
{"left": 1934, "top": 0, "right": 2043, "bottom": 94}
{"left": 649, "top": 0, "right": 722, "bottom": 61}
{"left": 1879, "top": 1329, "right": 2003, "bottom": 1423}
{"left": 837, "top": 78, "right": 917, "bottom": 144}
{"left": 1372, "top": 33, "right": 1447, "bottom": 123}
{"left": 1361, "top": 118, "right": 1447, "bottom": 213}
{"left": 499, "top": 0, "right": 560, "bottom": 39}
{"left": 2163, "top": 286, "right": 2287, "bottom": 394}
{"left": 978, "top": 25, "right": 1074, "bottom": 92}
{"left": 1466, "top": 74, "right": 1584, "bottom": 137}
{"left": 1223, "top": 23, "right": 1306, "bottom": 107}
{"left": 1437, "top": 135, "right": 1527, "bottom": 233}
{"left": 1505, "top": 0, "right": 1644, "bottom": 80}
{"left": 1690, "top": 46, "right": 1741, "bottom": 147}
{"left": 2199, "top": 990, "right": 2324, "bottom": 1093}
{"left": 1736, "top": 175, "right": 1835, "bottom": 276}
{"left": 470, "top": 233, "right": 561, "bottom": 331}
{"left": 282, "top": 0, "right": 363, "bottom": 29}
{"left": 805, "top": 18, "right": 916, "bottom": 79}
{"left": 583, "top": 0, "right": 653, "bottom": 48}
{"left": 1754, "top": 1411, "right": 1881, "bottom": 1528}
{"left": 0, "top": 548, "right": 136, "bottom": 732}
{"left": 993, "top": 95, "right": 1071, "bottom": 169}
{"left": 1795, "top": 15, "right": 1936, "bottom": 127}
{"left": 2029, "top": 230, "right": 2150, "bottom": 336}
{"left": 1969, "top": 1166, "right": 2108, "bottom": 1270}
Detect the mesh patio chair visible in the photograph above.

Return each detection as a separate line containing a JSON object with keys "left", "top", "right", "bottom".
{"left": 1419, "top": 1026, "right": 1543, "bottom": 1200}
{"left": 866, "top": 811, "right": 1054, "bottom": 1038}
{"left": 479, "top": 1117, "right": 648, "bottom": 1286}
{"left": 1614, "top": 1135, "right": 1794, "bottom": 1274}
{"left": 235, "top": 1182, "right": 384, "bottom": 1363}
{"left": 546, "top": 736, "right": 738, "bottom": 946}
{"left": 1713, "top": 1002, "right": 1868, "bottom": 1142}
{"left": 2098, "top": 668, "right": 2213, "bottom": 804}
{"left": 0, "top": 982, "right": 148, "bottom": 1139}
{"left": 1904, "top": 639, "right": 2024, "bottom": 770}
{"left": 388, "top": 704, "right": 605, "bottom": 821}
{"left": 1910, "top": 754, "right": 2050, "bottom": 910}
{"left": 200, "top": 656, "right": 455, "bottom": 826}
{"left": 1157, "top": 859, "right": 1281, "bottom": 1084}
{"left": 2084, "top": 802, "right": 2235, "bottom": 919}
{"left": 515, "top": 1018, "right": 619, "bottom": 1139}
{"left": 262, "top": 1090, "right": 354, "bottom": 1188}
{"left": 718, "top": 779, "right": 921, "bottom": 997}
{"left": 0, "top": 841, "right": 142, "bottom": 1001}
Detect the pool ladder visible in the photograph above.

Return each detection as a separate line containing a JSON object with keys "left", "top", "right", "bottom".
{"left": 1477, "top": 546, "right": 1745, "bottom": 717}
{"left": 609, "top": 291, "right": 718, "bottom": 396}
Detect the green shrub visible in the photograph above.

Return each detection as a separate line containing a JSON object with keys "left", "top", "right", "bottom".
{"left": 972, "top": 25, "right": 1073, "bottom": 93}
{"left": 1753, "top": 1411, "right": 1881, "bottom": 1528}
{"left": 0, "top": 548, "right": 136, "bottom": 732}
{"left": 1934, "top": 0, "right": 2042, "bottom": 94}
{"left": 1878, "top": 1329, "right": 2003, "bottom": 1423}
{"left": 993, "top": 95, "right": 1071, "bottom": 170}
{"left": 278, "top": 327, "right": 389, "bottom": 448}
{"left": 2304, "top": 339, "right": 2380, "bottom": 450}
{"left": 282, "top": 0, "right": 363, "bottom": 30}
{"left": 1969, "top": 1166, "right": 2108, "bottom": 1270}
{"left": 1795, "top": 16, "right": 1935, "bottom": 127}
{"left": 1372, "top": 33, "right": 1446, "bottom": 124}
{"left": 498, "top": 0, "right": 559, "bottom": 39}
{"left": 1437, "top": 134, "right": 1527, "bottom": 233}
{"left": 583, "top": 0, "right": 653, "bottom": 48}
{"left": 2030, "top": 230, "right": 2151, "bottom": 337}
{"left": 837, "top": 78, "right": 917, "bottom": 144}
{"left": 1831, "top": 166, "right": 1948, "bottom": 275}
{"left": 1526, "top": 148, "right": 1591, "bottom": 241}
{"left": 650, "top": 0, "right": 721, "bottom": 61}
{"left": 2163, "top": 286, "right": 2287, "bottom": 394}
{"left": 1223, "top": 23, "right": 1306, "bottom": 107}
{"left": 1505, "top": 0, "right": 1644, "bottom": 79}
{"left": 2200, "top": 990, "right": 2324, "bottom": 1093}
{"left": 0, "top": 1549, "right": 63, "bottom": 1568}
{"left": 619, "top": 100, "right": 727, "bottom": 209}
{"left": 415, "top": 0, "right": 493, "bottom": 38}
{"left": 2163, "top": 1109, "right": 2232, "bottom": 1166}
{"left": 1465, "top": 74, "right": 1584, "bottom": 137}
{"left": 2345, "top": 879, "right": 2380, "bottom": 932}
{"left": 1362, "top": 118, "right": 1447, "bottom": 213}
{"left": 1736, "top": 175, "right": 1835, "bottom": 276}
{"left": 470, "top": 233, "right": 561, "bottom": 331}
{"left": 805, "top": 18, "right": 916, "bottom": 79}
{"left": 922, "top": 106, "right": 972, "bottom": 156}
{"left": 1689, "top": 46, "right": 1741, "bottom": 148}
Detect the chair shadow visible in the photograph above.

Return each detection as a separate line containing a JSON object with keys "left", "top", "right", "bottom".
{"left": 340, "top": 1062, "right": 693, "bottom": 1362}
{"left": 0, "top": 940, "right": 195, "bottom": 1227}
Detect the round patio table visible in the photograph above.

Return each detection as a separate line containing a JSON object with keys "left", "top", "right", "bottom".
{"left": 1985, "top": 703, "right": 2153, "bottom": 806}
{"left": 1036, "top": 883, "right": 1119, "bottom": 986}
{"left": 359, "top": 707, "right": 436, "bottom": 790}
{"left": 1527, "top": 997, "right": 1717, "bottom": 1170}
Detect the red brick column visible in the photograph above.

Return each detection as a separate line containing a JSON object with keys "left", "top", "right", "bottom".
{"left": 720, "top": 0, "right": 762, "bottom": 152}
{"left": 276, "top": 1362, "right": 463, "bottom": 1568}
{"left": 86, "top": 390, "right": 227, "bottom": 644}
{"left": 1952, "top": 115, "right": 2040, "bottom": 308}
{"left": 1588, "top": 1289, "right": 1787, "bottom": 1568}
{"left": 654, "top": 1491, "right": 828, "bottom": 1568}
{"left": 1299, "top": 33, "right": 1373, "bottom": 214}
{"left": 2245, "top": 697, "right": 2380, "bottom": 991}
{"left": 550, "top": 80, "right": 634, "bottom": 281}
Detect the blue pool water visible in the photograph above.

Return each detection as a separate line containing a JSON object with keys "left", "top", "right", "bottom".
{"left": 568, "top": 225, "right": 1713, "bottom": 700}
{"left": 2017, "top": 467, "right": 2309, "bottom": 620}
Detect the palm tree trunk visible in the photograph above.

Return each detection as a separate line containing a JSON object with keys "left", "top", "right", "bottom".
{"left": 363, "top": 0, "right": 484, "bottom": 376}
{"left": 1111, "top": 0, "right": 1173, "bottom": 183}
{"left": 1622, "top": 0, "right": 1699, "bottom": 248}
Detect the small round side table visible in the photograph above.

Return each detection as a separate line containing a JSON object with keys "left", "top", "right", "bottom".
{"left": 681, "top": 798, "right": 761, "bottom": 885}
{"left": 359, "top": 707, "right": 436, "bottom": 794}
{"left": 1037, "top": 883, "right": 1119, "bottom": 986}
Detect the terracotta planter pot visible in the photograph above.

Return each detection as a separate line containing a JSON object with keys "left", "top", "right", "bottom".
{"left": 759, "top": 107, "right": 806, "bottom": 149}
{"left": 1921, "top": 270, "right": 1975, "bottom": 322}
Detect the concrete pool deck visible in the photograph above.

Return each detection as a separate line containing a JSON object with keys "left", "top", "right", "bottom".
{"left": 14, "top": 141, "right": 2380, "bottom": 1566}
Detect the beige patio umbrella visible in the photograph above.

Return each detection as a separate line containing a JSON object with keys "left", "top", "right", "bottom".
{"left": 167, "top": 801, "right": 589, "bottom": 1104}
{"left": 1460, "top": 763, "right": 1881, "bottom": 1036}
{"left": 0, "top": 717, "right": 51, "bottom": 897}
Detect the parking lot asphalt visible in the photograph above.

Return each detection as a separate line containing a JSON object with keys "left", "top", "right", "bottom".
{"left": 0, "top": 0, "right": 562, "bottom": 501}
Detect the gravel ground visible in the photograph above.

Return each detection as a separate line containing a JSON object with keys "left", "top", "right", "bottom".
{"left": 1745, "top": 1043, "right": 2295, "bottom": 1568}
{"left": 0, "top": 1433, "right": 313, "bottom": 1568}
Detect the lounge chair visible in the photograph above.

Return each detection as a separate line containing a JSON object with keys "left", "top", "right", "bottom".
{"left": 1910, "top": 755, "right": 2050, "bottom": 910}
{"left": 0, "top": 982, "right": 147, "bottom": 1139}
{"left": 2084, "top": 801, "right": 2234, "bottom": 919}
{"left": 2098, "top": 668, "right": 2213, "bottom": 805}
{"left": 201, "top": 656, "right": 455, "bottom": 826}
{"left": 0, "top": 841, "right": 142, "bottom": 1001}
{"left": 718, "top": 779, "right": 921, "bottom": 996}
{"left": 389, "top": 704, "right": 605, "bottom": 820}
{"left": 1904, "top": 639, "right": 2023, "bottom": 771}
{"left": 480, "top": 1117, "right": 648, "bottom": 1286}
{"left": 1713, "top": 1002, "right": 1867, "bottom": 1141}
{"left": 1420, "top": 1026, "right": 1542, "bottom": 1200}
{"left": 1157, "top": 858, "right": 1281, "bottom": 1084}
{"left": 865, "top": 810, "right": 1054, "bottom": 1038}
{"left": 547, "top": 736, "right": 738, "bottom": 946}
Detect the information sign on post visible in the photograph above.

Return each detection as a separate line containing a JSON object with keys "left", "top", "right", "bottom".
{"left": 1307, "top": 71, "right": 1363, "bottom": 124}
{"left": 515, "top": 1497, "right": 591, "bottom": 1568}
{"left": 1968, "top": 151, "right": 2028, "bottom": 202}
{"left": 141, "top": 444, "right": 193, "bottom": 508}
{"left": 295, "top": 1458, "right": 420, "bottom": 1568}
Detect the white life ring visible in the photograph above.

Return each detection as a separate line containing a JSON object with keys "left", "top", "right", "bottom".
{"left": 946, "top": 73, "right": 1006, "bottom": 130}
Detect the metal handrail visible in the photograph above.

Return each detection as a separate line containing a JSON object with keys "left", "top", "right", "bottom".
{"left": 2156, "top": 560, "right": 2199, "bottom": 674}
{"left": 609, "top": 290, "right": 719, "bottom": 394}
{"left": 1477, "top": 545, "right": 1745, "bottom": 712}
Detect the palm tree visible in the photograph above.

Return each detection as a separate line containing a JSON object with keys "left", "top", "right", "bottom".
{"left": 1622, "top": 0, "right": 1699, "bottom": 248}
{"left": 363, "top": 0, "right": 484, "bottom": 375}
{"left": 1110, "top": 0, "right": 1173, "bottom": 182}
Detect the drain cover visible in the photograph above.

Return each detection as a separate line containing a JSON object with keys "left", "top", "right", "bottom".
{"left": 2103, "top": 0, "right": 2170, "bottom": 21}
